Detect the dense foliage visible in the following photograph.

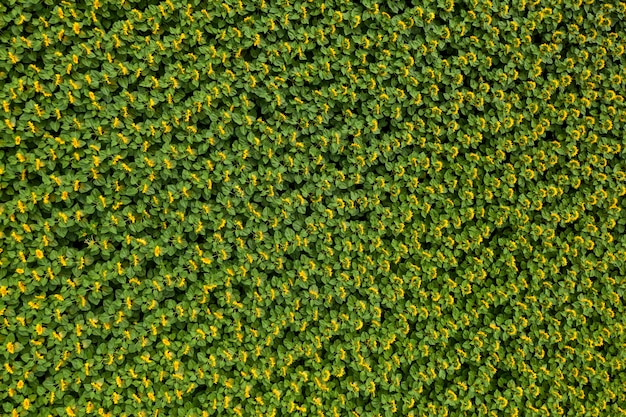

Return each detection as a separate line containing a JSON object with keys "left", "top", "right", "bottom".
{"left": 1, "top": 0, "right": 626, "bottom": 416}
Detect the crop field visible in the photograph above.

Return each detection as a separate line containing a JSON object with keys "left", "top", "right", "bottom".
{"left": 1, "top": 0, "right": 626, "bottom": 416}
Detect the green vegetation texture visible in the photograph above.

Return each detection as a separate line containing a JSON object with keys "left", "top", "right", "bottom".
{"left": 1, "top": 0, "right": 626, "bottom": 416}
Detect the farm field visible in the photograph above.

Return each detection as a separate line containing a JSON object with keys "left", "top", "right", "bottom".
{"left": 1, "top": 0, "right": 626, "bottom": 416}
